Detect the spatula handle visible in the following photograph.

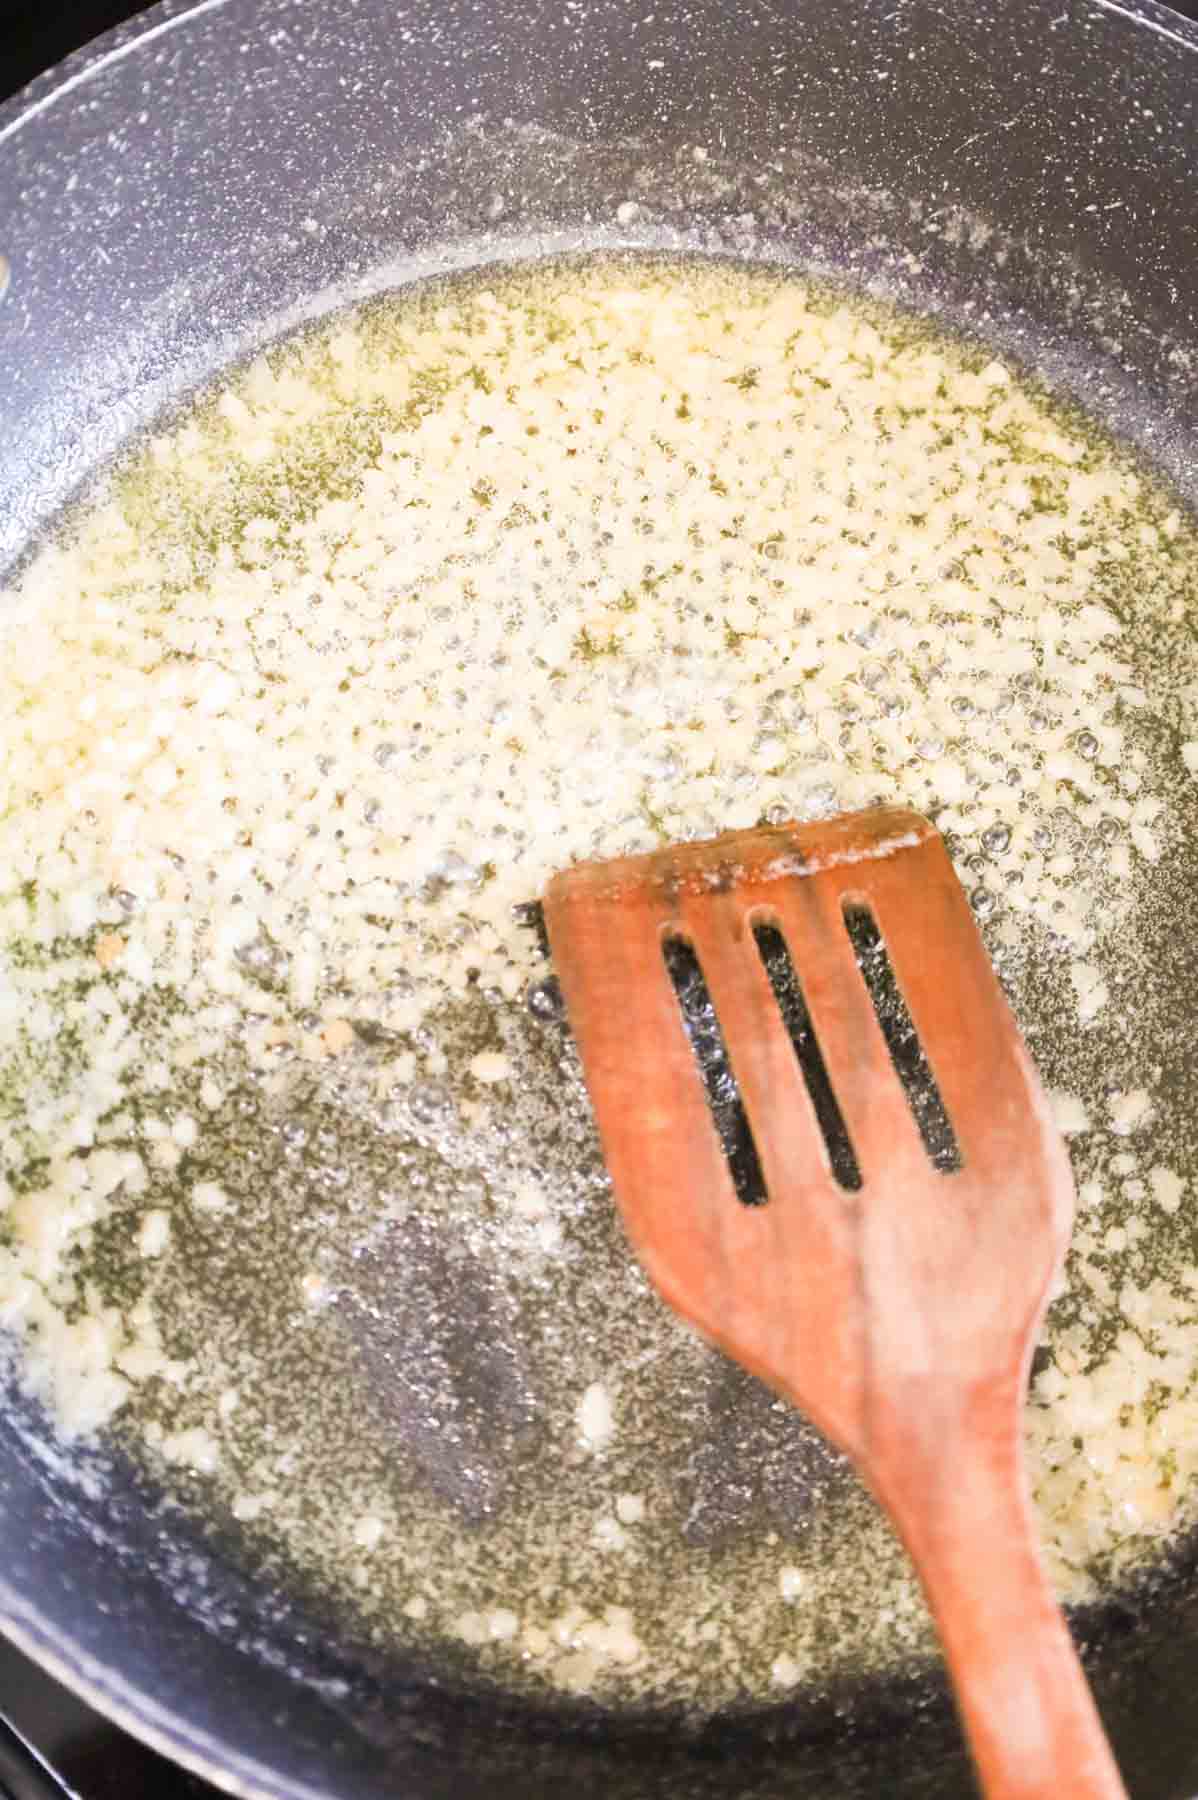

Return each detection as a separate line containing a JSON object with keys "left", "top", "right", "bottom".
{"left": 885, "top": 1420, "right": 1127, "bottom": 1800}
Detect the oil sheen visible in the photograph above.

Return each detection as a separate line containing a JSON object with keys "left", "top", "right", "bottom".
{"left": 1, "top": 254, "right": 1198, "bottom": 1710}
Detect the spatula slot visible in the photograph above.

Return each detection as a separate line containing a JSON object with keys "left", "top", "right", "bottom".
{"left": 841, "top": 902, "right": 963, "bottom": 1174}
{"left": 662, "top": 935, "right": 768, "bottom": 1207}
{"left": 752, "top": 923, "right": 863, "bottom": 1192}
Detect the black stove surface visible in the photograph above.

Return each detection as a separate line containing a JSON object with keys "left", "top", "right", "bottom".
{"left": 2, "top": 0, "right": 1198, "bottom": 1795}
{"left": 0, "top": 1632, "right": 215, "bottom": 1800}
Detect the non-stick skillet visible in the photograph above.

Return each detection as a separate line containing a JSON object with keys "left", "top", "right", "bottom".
{"left": 2, "top": 1, "right": 1198, "bottom": 1795}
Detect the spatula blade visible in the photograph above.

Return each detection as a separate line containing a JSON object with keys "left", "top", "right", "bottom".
{"left": 543, "top": 805, "right": 1073, "bottom": 1455}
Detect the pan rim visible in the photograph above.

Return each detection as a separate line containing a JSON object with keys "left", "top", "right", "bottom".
{"left": 2, "top": 0, "right": 1196, "bottom": 150}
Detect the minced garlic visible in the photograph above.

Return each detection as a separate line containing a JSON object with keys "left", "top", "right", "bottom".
{"left": 1, "top": 254, "right": 1197, "bottom": 1710}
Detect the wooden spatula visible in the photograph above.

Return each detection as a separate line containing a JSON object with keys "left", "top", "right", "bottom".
{"left": 542, "top": 804, "right": 1126, "bottom": 1800}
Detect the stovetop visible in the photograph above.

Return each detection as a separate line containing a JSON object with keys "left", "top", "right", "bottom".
{"left": 0, "top": 1629, "right": 215, "bottom": 1800}
{"left": 2, "top": 0, "right": 1198, "bottom": 1793}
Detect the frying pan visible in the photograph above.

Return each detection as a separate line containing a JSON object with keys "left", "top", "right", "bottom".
{"left": 2, "top": 0, "right": 1198, "bottom": 1794}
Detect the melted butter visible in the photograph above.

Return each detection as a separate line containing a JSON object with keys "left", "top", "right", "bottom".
{"left": 1, "top": 254, "right": 1197, "bottom": 1709}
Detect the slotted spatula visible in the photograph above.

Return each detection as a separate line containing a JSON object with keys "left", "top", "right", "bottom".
{"left": 542, "top": 804, "right": 1127, "bottom": 1800}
